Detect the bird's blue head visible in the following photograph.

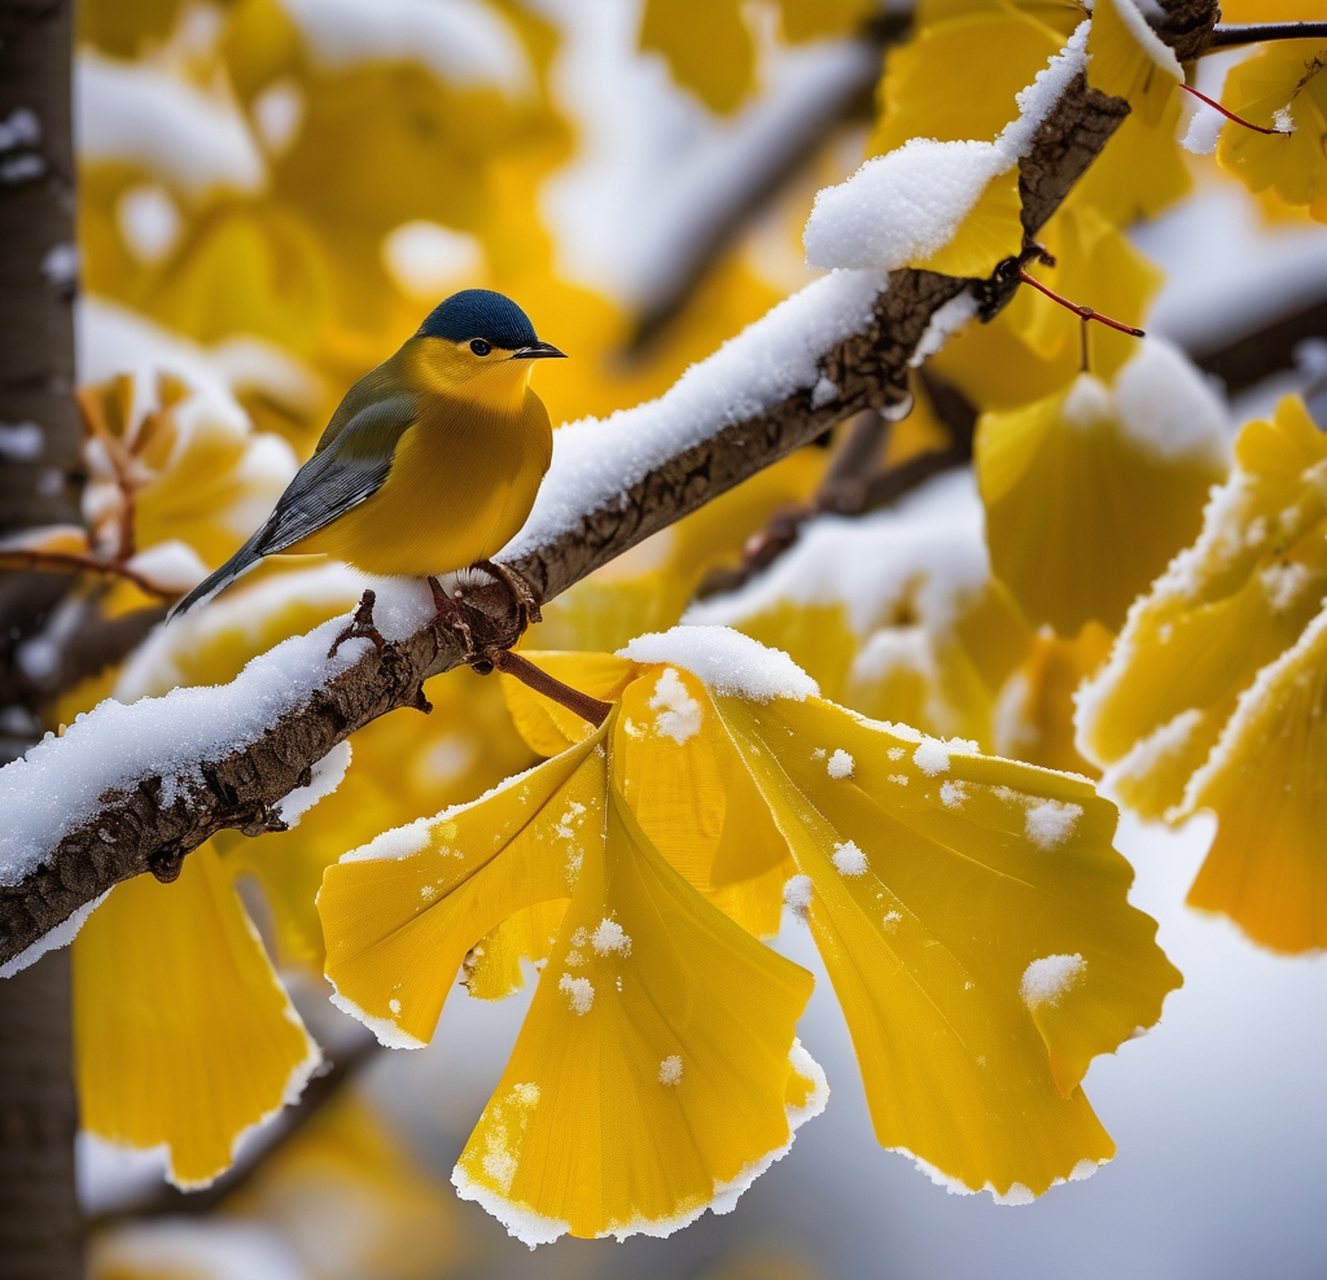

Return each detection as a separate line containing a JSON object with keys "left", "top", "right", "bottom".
{"left": 418, "top": 289, "right": 559, "bottom": 354}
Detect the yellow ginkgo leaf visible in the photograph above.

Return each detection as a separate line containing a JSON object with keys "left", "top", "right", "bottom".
{"left": 73, "top": 845, "right": 320, "bottom": 1189}
{"left": 915, "top": 167, "right": 1025, "bottom": 279}
{"left": 992, "top": 621, "right": 1114, "bottom": 776}
{"left": 1183, "top": 603, "right": 1327, "bottom": 953}
{"left": 869, "top": 10, "right": 1065, "bottom": 157}
{"left": 615, "top": 626, "right": 1181, "bottom": 1199}
{"left": 1085, "top": 0, "right": 1181, "bottom": 126}
{"left": 932, "top": 204, "right": 1162, "bottom": 412}
{"left": 319, "top": 720, "right": 824, "bottom": 1244}
{"left": 1217, "top": 40, "right": 1327, "bottom": 222}
{"left": 639, "top": 0, "right": 754, "bottom": 115}
{"left": 1076, "top": 396, "right": 1327, "bottom": 818}
{"left": 977, "top": 344, "right": 1228, "bottom": 635}
{"left": 777, "top": 0, "right": 878, "bottom": 41}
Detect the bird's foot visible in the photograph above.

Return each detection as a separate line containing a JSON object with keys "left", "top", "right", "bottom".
{"left": 473, "top": 559, "right": 543, "bottom": 631}
{"left": 327, "top": 589, "right": 385, "bottom": 658}
{"left": 428, "top": 575, "right": 477, "bottom": 659}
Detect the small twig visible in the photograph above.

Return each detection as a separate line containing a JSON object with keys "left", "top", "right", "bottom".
{"left": 484, "top": 648, "right": 614, "bottom": 728}
{"left": 1016, "top": 269, "right": 1146, "bottom": 337}
{"left": 1178, "top": 82, "right": 1290, "bottom": 136}
{"left": 1207, "top": 22, "right": 1327, "bottom": 49}
{"left": 0, "top": 549, "right": 169, "bottom": 597}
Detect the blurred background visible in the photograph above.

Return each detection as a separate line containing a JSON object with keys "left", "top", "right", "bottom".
{"left": 40, "top": 0, "right": 1327, "bottom": 1276}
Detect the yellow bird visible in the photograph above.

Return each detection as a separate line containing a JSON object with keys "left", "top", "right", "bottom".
{"left": 171, "top": 289, "right": 563, "bottom": 619}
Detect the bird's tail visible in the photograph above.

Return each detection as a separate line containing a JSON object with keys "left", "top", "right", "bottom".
{"left": 167, "top": 534, "right": 265, "bottom": 621}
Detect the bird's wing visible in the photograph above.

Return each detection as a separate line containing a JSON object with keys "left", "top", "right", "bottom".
{"left": 251, "top": 390, "right": 419, "bottom": 556}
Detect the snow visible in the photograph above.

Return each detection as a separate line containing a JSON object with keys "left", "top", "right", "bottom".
{"left": 803, "top": 23, "right": 1088, "bottom": 272}
{"left": 1108, "top": 0, "right": 1183, "bottom": 79}
{"left": 1024, "top": 800, "right": 1083, "bottom": 850}
{"left": 940, "top": 781, "right": 968, "bottom": 809}
{"left": 913, "top": 738, "right": 951, "bottom": 777}
{"left": 327, "top": 986, "right": 427, "bottom": 1050}
{"left": 280, "top": 0, "right": 533, "bottom": 101}
{"left": 76, "top": 50, "right": 266, "bottom": 199}
{"left": 0, "top": 612, "right": 372, "bottom": 890}
{"left": 558, "top": 972, "right": 595, "bottom": 1015}
{"left": 783, "top": 874, "right": 814, "bottom": 921}
{"left": 381, "top": 220, "right": 484, "bottom": 302}
{"left": 590, "top": 917, "right": 631, "bottom": 956}
{"left": 1095, "top": 708, "right": 1204, "bottom": 805}
{"left": 1112, "top": 339, "right": 1231, "bottom": 468}
{"left": 504, "top": 265, "right": 885, "bottom": 561}
{"left": 831, "top": 840, "right": 868, "bottom": 877}
{"left": 90, "top": 1220, "right": 308, "bottom": 1280}
{"left": 0, "top": 890, "right": 110, "bottom": 980}
{"left": 910, "top": 294, "right": 979, "bottom": 368}
{"left": 1019, "top": 953, "right": 1086, "bottom": 1010}
{"left": 1180, "top": 99, "right": 1225, "bottom": 155}
{"left": 77, "top": 297, "right": 321, "bottom": 448}
{"left": 0, "top": 106, "right": 39, "bottom": 150}
{"left": 621, "top": 625, "right": 820, "bottom": 703}
{"left": 827, "top": 750, "right": 855, "bottom": 780}
{"left": 687, "top": 470, "right": 989, "bottom": 639}
{"left": 123, "top": 541, "right": 209, "bottom": 594}
{"left": 658, "top": 1055, "right": 683, "bottom": 1085}
{"left": 531, "top": 0, "right": 875, "bottom": 310}
{"left": 451, "top": 1166, "right": 570, "bottom": 1250}
{"left": 0, "top": 420, "right": 43, "bottom": 460}
{"left": 116, "top": 184, "right": 182, "bottom": 264}
{"left": 273, "top": 740, "right": 352, "bottom": 829}
{"left": 647, "top": 667, "right": 703, "bottom": 743}
{"left": 250, "top": 78, "right": 304, "bottom": 157}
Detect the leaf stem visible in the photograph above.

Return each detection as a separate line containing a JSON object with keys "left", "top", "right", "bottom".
{"left": 485, "top": 648, "right": 614, "bottom": 729}
{"left": 1207, "top": 22, "right": 1327, "bottom": 49}
{"left": 1179, "top": 83, "right": 1289, "bottom": 136}
{"left": 1015, "top": 270, "right": 1146, "bottom": 338}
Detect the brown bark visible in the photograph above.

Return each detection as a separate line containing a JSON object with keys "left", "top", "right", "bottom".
{"left": 0, "top": 2, "right": 82, "bottom": 1274}
{"left": 0, "top": 5, "right": 1221, "bottom": 971}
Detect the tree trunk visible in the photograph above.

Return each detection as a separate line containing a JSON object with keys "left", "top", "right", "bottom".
{"left": 0, "top": 2, "right": 83, "bottom": 1277}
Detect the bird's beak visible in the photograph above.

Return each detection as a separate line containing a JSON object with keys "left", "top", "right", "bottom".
{"left": 512, "top": 341, "right": 567, "bottom": 360}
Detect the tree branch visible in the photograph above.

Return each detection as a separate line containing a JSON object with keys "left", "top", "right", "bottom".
{"left": 0, "top": 7, "right": 1222, "bottom": 970}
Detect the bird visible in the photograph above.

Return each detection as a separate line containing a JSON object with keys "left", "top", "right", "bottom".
{"left": 169, "top": 289, "right": 564, "bottom": 627}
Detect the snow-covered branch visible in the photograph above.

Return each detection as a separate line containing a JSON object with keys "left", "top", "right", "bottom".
{"left": 0, "top": 6, "right": 1219, "bottom": 969}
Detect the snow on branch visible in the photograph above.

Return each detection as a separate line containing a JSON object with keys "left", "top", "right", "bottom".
{"left": 0, "top": 7, "right": 1217, "bottom": 970}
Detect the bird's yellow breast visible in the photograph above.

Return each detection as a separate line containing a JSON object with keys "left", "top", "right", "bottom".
{"left": 292, "top": 354, "right": 552, "bottom": 578}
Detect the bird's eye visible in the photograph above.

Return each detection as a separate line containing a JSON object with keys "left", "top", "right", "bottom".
{"left": 470, "top": 339, "right": 491, "bottom": 357}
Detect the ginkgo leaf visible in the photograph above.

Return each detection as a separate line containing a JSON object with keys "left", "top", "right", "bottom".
{"left": 932, "top": 204, "right": 1162, "bottom": 412}
{"left": 1217, "top": 40, "right": 1327, "bottom": 222}
{"left": 319, "top": 720, "right": 824, "bottom": 1244}
{"left": 1076, "top": 396, "right": 1327, "bottom": 819}
{"left": 869, "top": 10, "right": 1065, "bottom": 157}
{"left": 73, "top": 845, "right": 321, "bottom": 1189}
{"left": 992, "top": 622, "right": 1114, "bottom": 776}
{"left": 976, "top": 345, "right": 1227, "bottom": 635}
{"left": 1183, "top": 603, "right": 1327, "bottom": 953}
{"left": 639, "top": 0, "right": 754, "bottom": 115}
{"left": 1085, "top": 0, "right": 1181, "bottom": 126}
{"left": 914, "top": 167, "right": 1025, "bottom": 279}
{"left": 615, "top": 627, "right": 1181, "bottom": 1199}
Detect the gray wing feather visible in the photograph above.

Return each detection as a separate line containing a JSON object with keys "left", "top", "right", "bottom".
{"left": 169, "top": 389, "right": 418, "bottom": 618}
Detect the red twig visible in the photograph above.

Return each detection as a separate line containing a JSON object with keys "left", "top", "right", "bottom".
{"left": 485, "top": 648, "right": 614, "bottom": 729}
{"left": 1016, "top": 270, "right": 1146, "bottom": 338}
{"left": 1179, "top": 83, "right": 1289, "bottom": 137}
